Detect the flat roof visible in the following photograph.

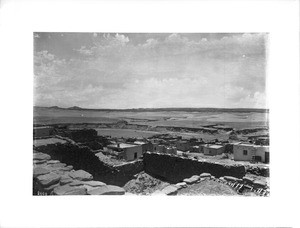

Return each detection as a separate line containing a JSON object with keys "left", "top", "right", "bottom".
{"left": 236, "top": 143, "right": 269, "bottom": 148}
{"left": 204, "top": 144, "right": 224, "bottom": 149}
{"left": 235, "top": 143, "right": 254, "bottom": 147}
{"left": 108, "top": 143, "right": 140, "bottom": 149}
{"left": 134, "top": 141, "right": 147, "bottom": 145}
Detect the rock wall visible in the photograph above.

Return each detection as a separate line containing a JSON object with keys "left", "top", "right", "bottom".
{"left": 143, "top": 152, "right": 246, "bottom": 183}
{"left": 114, "top": 160, "right": 143, "bottom": 173}
{"left": 33, "top": 151, "right": 125, "bottom": 195}
{"left": 34, "top": 142, "right": 143, "bottom": 186}
{"left": 246, "top": 165, "right": 269, "bottom": 177}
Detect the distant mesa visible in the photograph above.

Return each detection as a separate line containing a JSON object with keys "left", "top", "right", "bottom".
{"left": 36, "top": 106, "right": 268, "bottom": 113}
{"left": 49, "top": 106, "right": 61, "bottom": 109}
{"left": 67, "top": 106, "right": 83, "bottom": 110}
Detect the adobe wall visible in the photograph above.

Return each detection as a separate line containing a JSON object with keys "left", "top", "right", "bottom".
{"left": 143, "top": 152, "right": 246, "bottom": 183}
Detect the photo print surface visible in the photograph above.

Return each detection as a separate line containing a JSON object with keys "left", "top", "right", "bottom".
{"left": 33, "top": 33, "right": 269, "bottom": 196}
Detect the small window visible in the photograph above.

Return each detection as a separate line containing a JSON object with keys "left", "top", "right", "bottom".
{"left": 134, "top": 152, "right": 137, "bottom": 159}
{"left": 243, "top": 150, "right": 248, "bottom": 155}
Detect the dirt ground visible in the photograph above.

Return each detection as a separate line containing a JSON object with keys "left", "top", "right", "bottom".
{"left": 35, "top": 107, "right": 268, "bottom": 130}
{"left": 123, "top": 172, "right": 170, "bottom": 195}
{"left": 96, "top": 128, "right": 160, "bottom": 138}
{"left": 177, "top": 179, "right": 238, "bottom": 196}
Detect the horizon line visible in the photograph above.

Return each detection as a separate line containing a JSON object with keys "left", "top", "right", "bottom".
{"left": 34, "top": 105, "right": 269, "bottom": 110}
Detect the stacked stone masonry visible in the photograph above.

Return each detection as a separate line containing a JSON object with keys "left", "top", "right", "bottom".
{"left": 33, "top": 150, "right": 125, "bottom": 195}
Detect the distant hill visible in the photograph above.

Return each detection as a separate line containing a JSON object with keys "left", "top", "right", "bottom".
{"left": 49, "top": 106, "right": 61, "bottom": 109}
{"left": 67, "top": 106, "right": 83, "bottom": 110}
{"left": 34, "top": 106, "right": 269, "bottom": 113}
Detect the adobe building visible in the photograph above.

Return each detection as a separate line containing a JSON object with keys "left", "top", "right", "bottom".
{"left": 165, "top": 147, "right": 177, "bottom": 155}
{"left": 133, "top": 141, "right": 151, "bottom": 153}
{"left": 190, "top": 146, "right": 200, "bottom": 153}
{"left": 107, "top": 143, "right": 143, "bottom": 161}
{"left": 203, "top": 144, "right": 225, "bottom": 156}
{"left": 233, "top": 143, "right": 269, "bottom": 163}
{"left": 150, "top": 141, "right": 159, "bottom": 152}
{"left": 176, "top": 140, "right": 191, "bottom": 152}
{"left": 157, "top": 145, "right": 166, "bottom": 153}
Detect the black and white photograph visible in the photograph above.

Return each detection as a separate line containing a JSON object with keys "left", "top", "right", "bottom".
{"left": 0, "top": 0, "right": 299, "bottom": 227}
{"left": 33, "top": 32, "right": 270, "bottom": 196}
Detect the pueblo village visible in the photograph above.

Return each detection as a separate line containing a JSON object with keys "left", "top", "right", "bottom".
{"left": 33, "top": 107, "right": 269, "bottom": 196}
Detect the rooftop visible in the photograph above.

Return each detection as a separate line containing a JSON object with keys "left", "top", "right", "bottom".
{"left": 134, "top": 141, "right": 147, "bottom": 145}
{"left": 108, "top": 143, "right": 141, "bottom": 149}
{"left": 204, "top": 144, "right": 224, "bottom": 149}
{"left": 237, "top": 143, "right": 255, "bottom": 147}
{"left": 236, "top": 143, "right": 269, "bottom": 148}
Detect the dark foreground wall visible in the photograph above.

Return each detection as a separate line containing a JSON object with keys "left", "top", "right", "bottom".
{"left": 143, "top": 152, "right": 246, "bottom": 183}
{"left": 35, "top": 143, "right": 143, "bottom": 186}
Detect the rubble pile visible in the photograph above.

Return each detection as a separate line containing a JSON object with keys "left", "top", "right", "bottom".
{"left": 33, "top": 150, "right": 125, "bottom": 195}
{"left": 151, "top": 172, "right": 269, "bottom": 196}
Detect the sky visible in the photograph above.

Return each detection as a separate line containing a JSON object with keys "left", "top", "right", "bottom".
{"left": 34, "top": 33, "right": 267, "bottom": 109}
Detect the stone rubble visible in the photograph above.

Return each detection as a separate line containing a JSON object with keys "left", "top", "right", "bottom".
{"left": 68, "top": 170, "right": 93, "bottom": 181}
{"left": 160, "top": 185, "right": 178, "bottom": 195}
{"left": 87, "top": 185, "right": 125, "bottom": 195}
{"left": 33, "top": 150, "right": 269, "bottom": 196}
{"left": 152, "top": 172, "right": 269, "bottom": 196}
{"left": 33, "top": 152, "right": 125, "bottom": 195}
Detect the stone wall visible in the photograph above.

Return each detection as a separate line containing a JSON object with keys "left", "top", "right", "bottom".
{"left": 114, "top": 160, "right": 144, "bottom": 174}
{"left": 33, "top": 150, "right": 125, "bottom": 195}
{"left": 143, "top": 152, "right": 246, "bottom": 183}
{"left": 246, "top": 165, "right": 269, "bottom": 177}
{"left": 34, "top": 142, "right": 143, "bottom": 186}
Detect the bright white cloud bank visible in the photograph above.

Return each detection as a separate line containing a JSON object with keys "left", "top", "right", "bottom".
{"left": 34, "top": 33, "right": 267, "bottom": 109}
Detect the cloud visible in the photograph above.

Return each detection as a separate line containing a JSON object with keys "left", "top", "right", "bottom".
{"left": 165, "top": 33, "right": 189, "bottom": 43}
{"left": 75, "top": 46, "right": 95, "bottom": 56}
{"left": 75, "top": 33, "right": 266, "bottom": 60}
{"left": 115, "top": 33, "right": 129, "bottom": 44}
{"left": 34, "top": 33, "right": 267, "bottom": 108}
{"left": 141, "top": 38, "right": 158, "bottom": 48}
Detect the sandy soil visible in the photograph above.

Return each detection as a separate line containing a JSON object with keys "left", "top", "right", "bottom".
{"left": 96, "top": 128, "right": 160, "bottom": 138}
{"left": 177, "top": 179, "right": 238, "bottom": 196}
